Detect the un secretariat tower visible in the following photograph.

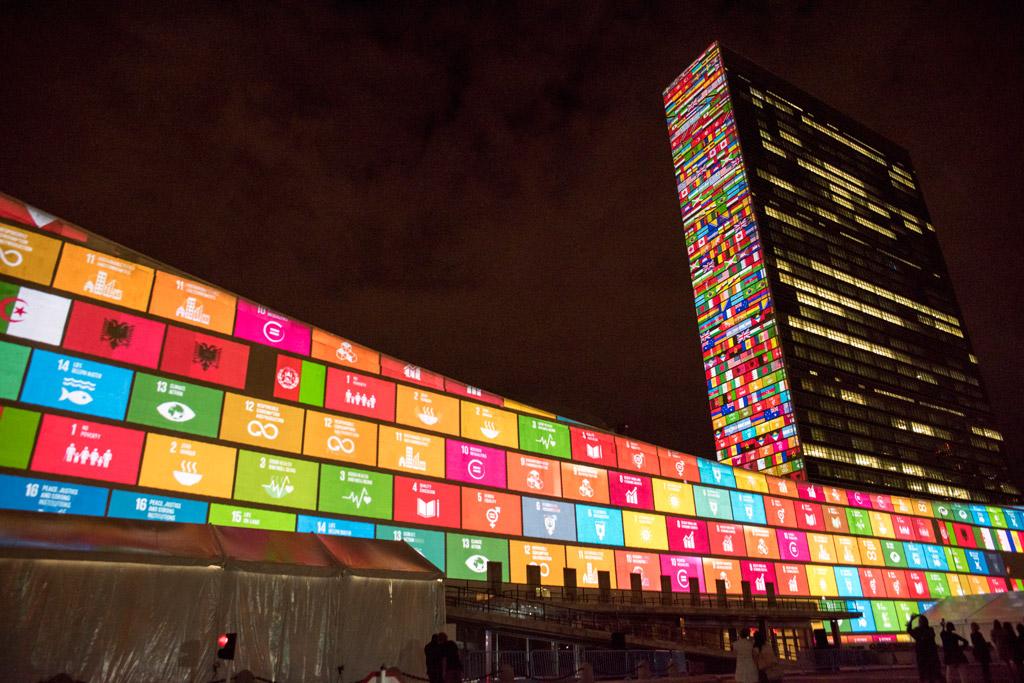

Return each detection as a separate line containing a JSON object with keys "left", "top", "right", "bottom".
{"left": 664, "top": 43, "right": 1019, "bottom": 505}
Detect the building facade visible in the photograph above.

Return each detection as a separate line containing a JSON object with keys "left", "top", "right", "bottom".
{"left": 664, "top": 43, "right": 1018, "bottom": 504}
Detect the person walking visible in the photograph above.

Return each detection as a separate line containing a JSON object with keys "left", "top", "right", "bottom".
{"left": 733, "top": 627, "right": 759, "bottom": 683}
{"left": 1005, "top": 622, "right": 1022, "bottom": 682}
{"left": 753, "top": 630, "right": 783, "bottom": 682}
{"left": 1013, "top": 624, "right": 1024, "bottom": 682}
{"left": 439, "top": 632, "right": 462, "bottom": 683}
{"left": 941, "top": 622, "right": 969, "bottom": 683}
{"left": 993, "top": 621, "right": 1011, "bottom": 674}
{"left": 970, "top": 622, "right": 992, "bottom": 683}
{"left": 424, "top": 633, "right": 444, "bottom": 683}
{"left": 907, "top": 614, "right": 943, "bottom": 683}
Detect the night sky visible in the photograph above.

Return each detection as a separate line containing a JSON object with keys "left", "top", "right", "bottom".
{"left": 1, "top": 2, "right": 1021, "bottom": 482}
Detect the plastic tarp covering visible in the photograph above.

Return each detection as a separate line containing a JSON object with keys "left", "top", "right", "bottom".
{"left": 924, "top": 592, "right": 1024, "bottom": 629}
{"left": 0, "top": 511, "right": 444, "bottom": 682}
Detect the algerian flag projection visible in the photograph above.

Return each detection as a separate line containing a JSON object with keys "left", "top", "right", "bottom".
{"left": 0, "top": 282, "right": 71, "bottom": 345}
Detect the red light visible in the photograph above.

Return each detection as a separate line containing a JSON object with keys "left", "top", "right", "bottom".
{"left": 218, "top": 634, "right": 229, "bottom": 648}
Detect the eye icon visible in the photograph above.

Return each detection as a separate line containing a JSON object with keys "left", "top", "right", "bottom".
{"left": 157, "top": 401, "right": 197, "bottom": 423}
{"left": 465, "top": 554, "right": 488, "bottom": 574}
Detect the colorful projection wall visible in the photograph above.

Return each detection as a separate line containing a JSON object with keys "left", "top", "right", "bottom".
{"left": 1, "top": 190, "right": 1023, "bottom": 644}
{"left": 663, "top": 43, "right": 801, "bottom": 476}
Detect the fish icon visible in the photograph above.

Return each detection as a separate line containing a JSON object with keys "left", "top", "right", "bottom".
{"left": 59, "top": 387, "right": 93, "bottom": 405}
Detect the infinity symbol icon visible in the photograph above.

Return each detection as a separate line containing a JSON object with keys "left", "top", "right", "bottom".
{"left": 327, "top": 436, "right": 356, "bottom": 453}
{"left": 247, "top": 420, "right": 280, "bottom": 440}
{"left": 0, "top": 249, "right": 24, "bottom": 268}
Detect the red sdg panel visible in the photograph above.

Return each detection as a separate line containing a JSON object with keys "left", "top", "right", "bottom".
{"left": 380, "top": 356, "right": 444, "bottom": 390}
{"left": 62, "top": 301, "right": 166, "bottom": 368}
{"left": 657, "top": 449, "right": 700, "bottom": 483}
{"left": 325, "top": 367, "right": 396, "bottom": 421}
{"left": 393, "top": 476, "right": 460, "bottom": 529}
{"left": 667, "top": 517, "right": 710, "bottom": 554}
{"left": 31, "top": 413, "right": 144, "bottom": 484}
{"left": 614, "top": 437, "right": 659, "bottom": 475}
{"left": 461, "top": 488, "right": 522, "bottom": 536}
{"left": 160, "top": 326, "right": 250, "bottom": 389}
{"left": 569, "top": 427, "right": 616, "bottom": 467}
{"left": 609, "top": 472, "right": 654, "bottom": 510}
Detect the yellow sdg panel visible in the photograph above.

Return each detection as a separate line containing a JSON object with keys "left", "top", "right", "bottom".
{"left": 857, "top": 538, "right": 886, "bottom": 567}
{"left": 566, "top": 546, "right": 616, "bottom": 589}
{"left": 378, "top": 426, "right": 445, "bottom": 478}
{"left": 52, "top": 243, "right": 154, "bottom": 311}
{"left": 220, "top": 393, "right": 304, "bottom": 453}
{"left": 806, "top": 565, "right": 838, "bottom": 597}
{"left": 460, "top": 401, "right": 518, "bottom": 448}
{"left": 0, "top": 224, "right": 62, "bottom": 285}
{"left": 623, "top": 511, "right": 668, "bottom": 550}
{"left": 395, "top": 385, "right": 459, "bottom": 436}
{"left": 138, "top": 433, "right": 237, "bottom": 498}
{"left": 652, "top": 478, "right": 695, "bottom": 516}
{"left": 509, "top": 540, "right": 566, "bottom": 586}
{"left": 303, "top": 410, "right": 378, "bottom": 467}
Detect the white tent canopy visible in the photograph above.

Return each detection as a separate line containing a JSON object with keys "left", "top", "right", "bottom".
{"left": 923, "top": 592, "right": 1024, "bottom": 631}
{"left": 0, "top": 511, "right": 444, "bottom": 682}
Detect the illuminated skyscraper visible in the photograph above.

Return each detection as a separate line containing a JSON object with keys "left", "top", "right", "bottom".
{"left": 664, "top": 43, "right": 1018, "bottom": 504}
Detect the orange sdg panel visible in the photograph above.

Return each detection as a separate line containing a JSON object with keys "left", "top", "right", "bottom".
{"left": 138, "top": 433, "right": 237, "bottom": 498}
{"left": 507, "top": 453, "right": 562, "bottom": 498}
{"left": 53, "top": 243, "right": 154, "bottom": 311}
{"left": 220, "top": 393, "right": 304, "bottom": 453}
{"left": 560, "top": 462, "right": 610, "bottom": 505}
{"left": 311, "top": 328, "right": 380, "bottom": 374}
{"left": 510, "top": 540, "right": 566, "bottom": 586}
{"left": 303, "top": 410, "right": 378, "bottom": 466}
{"left": 703, "top": 557, "right": 742, "bottom": 594}
{"left": 0, "top": 224, "right": 62, "bottom": 285}
{"left": 460, "top": 401, "right": 518, "bottom": 448}
{"left": 395, "top": 385, "right": 459, "bottom": 436}
{"left": 566, "top": 546, "right": 616, "bottom": 589}
{"left": 148, "top": 271, "right": 236, "bottom": 334}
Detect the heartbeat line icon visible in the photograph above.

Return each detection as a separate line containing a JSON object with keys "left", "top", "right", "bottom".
{"left": 537, "top": 434, "right": 557, "bottom": 449}
{"left": 342, "top": 487, "right": 373, "bottom": 508}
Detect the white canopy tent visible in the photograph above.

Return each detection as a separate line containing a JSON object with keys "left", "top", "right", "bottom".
{"left": 0, "top": 511, "right": 444, "bottom": 682}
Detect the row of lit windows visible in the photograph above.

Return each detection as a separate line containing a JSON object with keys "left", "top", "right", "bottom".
{"left": 774, "top": 251, "right": 961, "bottom": 329}
{"left": 762, "top": 206, "right": 932, "bottom": 299}
{"left": 793, "top": 343, "right": 991, "bottom": 420}
{"left": 789, "top": 301, "right": 980, "bottom": 397}
{"left": 797, "top": 114, "right": 887, "bottom": 165}
{"left": 971, "top": 426, "right": 1004, "bottom": 442}
{"left": 758, "top": 167, "right": 925, "bottom": 249}
{"left": 798, "top": 376, "right": 980, "bottom": 445}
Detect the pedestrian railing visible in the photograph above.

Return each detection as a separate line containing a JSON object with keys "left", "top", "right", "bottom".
{"left": 454, "top": 649, "right": 686, "bottom": 681}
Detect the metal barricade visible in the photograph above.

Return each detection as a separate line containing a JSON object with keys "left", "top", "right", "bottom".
{"left": 529, "top": 650, "right": 577, "bottom": 679}
{"left": 498, "top": 651, "right": 530, "bottom": 678}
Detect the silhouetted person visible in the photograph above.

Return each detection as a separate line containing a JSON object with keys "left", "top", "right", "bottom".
{"left": 941, "top": 622, "right": 969, "bottom": 683}
{"left": 994, "top": 621, "right": 1012, "bottom": 671}
{"left": 971, "top": 622, "right": 992, "bottom": 683}
{"left": 425, "top": 633, "right": 444, "bottom": 683}
{"left": 733, "top": 627, "right": 758, "bottom": 683}
{"left": 907, "top": 614, "right": 942, "bottom": 683}
{"left": 439, "top": 632, "right": 461, "bottom": 683}
{"left": 1014, "top": 624, "right": 1024, "bottom": 682}
{"left": 1006, "top": 622, "right": 1024, "bottom": 682}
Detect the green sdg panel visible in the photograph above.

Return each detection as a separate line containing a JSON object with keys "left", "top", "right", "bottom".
{"left": 446, "top": 533, "right": 509, "bottom": 581}
{"left": 517, "top": 416, "right": 570, "bottom": 459}
{"left": 0, "top": 339, "right": 31, "bottom": 399}
{"left": 0, "top": 406, "right": 41, "bottom": 469}
{"left": 208, "top": 503, "right": 295, "bottom": 531}
{"left": 318, "top": 465, "right": 393, "bottom": 520}
{"left": 233, "top": 450, "right": 318, "bottom": 510}
{"left": 126, "top": 372, "right": 224, "bottom": 437}
{"left": 376, "top": 525, "right": 445, "bottom": 571}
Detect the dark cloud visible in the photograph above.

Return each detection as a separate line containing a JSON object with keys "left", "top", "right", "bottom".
{"left": 0, "top": 1, "right": 1020, "bottom": 477}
